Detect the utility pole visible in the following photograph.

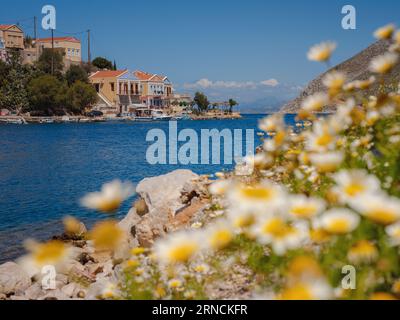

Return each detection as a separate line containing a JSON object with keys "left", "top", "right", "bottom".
{"left": 87, "top": 29, "right": 91, "bottom": 68}
{"left": 33, "top": 16, "right": 37, "bottom": 41}
{"left": 51, "top": 28, "right": 54, "bottom": 75}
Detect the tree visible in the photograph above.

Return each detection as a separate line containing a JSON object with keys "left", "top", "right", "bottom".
{"left": 65, "top": 64, "right": 89, "bottom": 86}
{"left": 228, "top": 98, "right": 238, "bottom": 113}
{"left": 92, "top": 57, "right": 113, "bottom": 70}
{"left": 0, "top": 50, "right": 32, "bottom": 114}
{"left": 36, "top": 48, "right": 64, "bottom": 77}
{"left": 0, "top": 69, "right": 29, "bottom": 114}
{"left": 28, "top": 75, "right": 67, "bottom": 115}
{"left": 113, "top": 60, "right": 117, "bottom": 70}
{"left": 67, "top": 81, "right": 98, "bottom": 114}
{"left": 0, "top": 59, "right": 9, "bottom": 88}
{"left": 193, "top": 92, "right": 210, "bottom": 113}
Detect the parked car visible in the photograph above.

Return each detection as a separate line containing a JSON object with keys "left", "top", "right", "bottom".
{"left": 86, "top": 110, "right": 104, "bottom": 118}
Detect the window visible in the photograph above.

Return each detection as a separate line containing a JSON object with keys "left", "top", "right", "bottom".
{"left": 111, "top": 83, "right": 115, "bottom": 91}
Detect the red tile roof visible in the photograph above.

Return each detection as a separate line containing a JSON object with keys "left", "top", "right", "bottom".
{"left": 35, "top": 36, "right": 81, "bottom": 43}
{"left": 0, "top": 24, "right": 13, "bottom": 30}
{"left": 133, "top": 70, "right": 154, "bottom": 81}
{"left": 90, "top": 70, "right": 128, "bottom": 79}
{"left": 134, "top": 70, "right": 167, "bottom": 82}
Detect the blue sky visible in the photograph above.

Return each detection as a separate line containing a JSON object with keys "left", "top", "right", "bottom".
{"left": 1, "top": 0, "right": 399, "bottom": 106}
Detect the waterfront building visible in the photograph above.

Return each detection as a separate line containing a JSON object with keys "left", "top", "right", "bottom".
{"left": 89, "top": 69, "right": 174, "bottom": 114}
{"left": 0, "top": 24, "right": 24, "bottom": 50}
{"left": 133, "top": 70, "right": 173, "bottom": 108}
{"left": 89, "top": 70, "right": 128, "bottom": 115}
{"left": 34, "top": 36, "right": 82, "bottom": 68}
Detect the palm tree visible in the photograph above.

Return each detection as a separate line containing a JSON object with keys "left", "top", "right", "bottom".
{"left": 228, "top": 99, "right": 238, "bottom": 114}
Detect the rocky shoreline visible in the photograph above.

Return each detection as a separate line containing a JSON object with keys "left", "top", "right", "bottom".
{"left": 0, "top": 170, "right": 213, "bottom": 300}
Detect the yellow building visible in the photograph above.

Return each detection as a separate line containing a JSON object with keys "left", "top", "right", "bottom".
{"left": 34, "top": 36, "right": 82, "bottom": 67}
{"left": 89, "top": 70, "right": 173, "bottom": 114}
{"left": 133, "top": 70, "right": 173, "bottom": 108}
{"left": 0, "top": 24, "right": 24, "bottom": 50}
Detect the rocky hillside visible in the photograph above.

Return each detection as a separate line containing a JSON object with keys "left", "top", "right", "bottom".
{"left": 281, "top": 39, "right": 400, "bottom": 113}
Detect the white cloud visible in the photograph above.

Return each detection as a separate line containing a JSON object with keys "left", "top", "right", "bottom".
{"left": 260, "top": 79, "right": 279, "bottom": 87}
{"left": 183, "top": 78, "right": 280, "bottom": 90}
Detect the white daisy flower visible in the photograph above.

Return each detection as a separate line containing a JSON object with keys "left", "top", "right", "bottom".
{"left": 350, "top": 194, "right": 400, "bottom": 225}
{"left": 309, "top": 151, "right": 344, "bottom": 173}
{"left": 316, "top": 208, "right": 360, "bottom": 235}
{"left": 80, "top": 180, "right": 135, "bottom": 213}
{"left": 386, "top": 222, "right": 400, "bottom": 246}
{"left": 369, "top": 52, "right": 398, "bottom": 74}
{"left": 374, "top": 24, "right": 395, "bottom": 40}
{"left": 332, "top": 170, "right": 382, "bottom": 204}
{"left": 307, "top": 41, "right": 337, "bottom": 62}
{"left": 154, "top": 231, "right": 201, "bottom": 265}
{"left": 322, "top": 71, "right": 346, "bottom": 91}
{"left": 301, "top": 92, "right": 330, "bottom": 112}
{"left": 252, "top": 216, "right": 309, "bottom": 255}
{"left": 288, "top": 195, "right": 326, "bottom": 220}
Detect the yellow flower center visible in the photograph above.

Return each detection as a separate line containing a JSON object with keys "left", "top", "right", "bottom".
{"left": 310, "top": 229, "right": 331, "bottom": 243}
{"left": 291, "top": 205, "right": 317, "bottom": 219}
{"left": 279, "top": 283, "right": 314, "bottom": 300}
{"left": 315, "top": 50, "right": 331, "bottom": 62}
{"left": 344, "top": 183, "right": 365, "bottom": 197}
{"left": 234, "top": 215, "right": 255, "bottom": 228}
{"left": 262, "top": 218, "right": 294, "bottom": 238}
{"left": 97, "top": 198, "right": 123, "bottom": 213}
{"left": 274, "top": 131, "right": 286, "bottom": 145}
{"left": 370, "top": 292, "right": 397, "bottom": 300}
{"left": 326, "top": 219, "right": 350, "bottom": 234}
{"left": 366, "top": 209, "right": 398, "bottom": 225}
{"left": 316, "top": 133, "right": 333, "bottom": 147}
{"left": 168, "top": 243, "right": 198, "bottom": 263}
{"left": 240, "top": 186, "right": 274, "bottom": 200}
{"left": 91, "top": 221, "right": 123, "bottom": 251}
{"left": 210, "top": 229, "right": 233, "bottom": 250}
{"left": 33, "top": 241, "right": 66, "bottom": 264}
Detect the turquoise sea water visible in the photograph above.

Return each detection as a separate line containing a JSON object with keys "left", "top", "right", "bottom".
{"left": 0, "top": 114, "right": 297, "bottom": 263}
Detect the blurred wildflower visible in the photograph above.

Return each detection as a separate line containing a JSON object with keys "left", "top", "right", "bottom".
{"left": 370, "top": 292, "right": 397, "bottom": 300}
{"left": 307, "top": 41, "right": 336, "bottom": 62}
{"left": 348, "top": 240, "right": 378, "bottom": 264}
{"left": 332, "top": 170, "right": 381, "bottom": 204}
{"left": 90, "top": 220, "right": 124, "bottom": 251}
{"left": 80, "top": 180, "right": 135, "bottom": 213}
{"left": 205, "top": 221, "right": 234, "bottom": 251}
{"left": 386, "top": 222, "right": 400, "bottom": 246}
{"left": 349, "top": 194, "right": 400, "bottom": 225}
{"left": 309, "top": 151, "right": 344, "bottom": 173}
{"left": 316, "top": 209, "right": 360, "bottom": 235}
{"left": 278, "top": 281, "right": 333, "bottom": 300}
{"left": 252, "top": 216, "right": 308, "bottom": 255}
{"left": 154, "top": 231, "right": 200, "bottom": 265}
{"left": 369, "top": 52, "right": 398, "bottom": 74}
{"left": 288, "top": 195, "right": 326, "bottom": 220}
{"left": 374, "top": 24, "right": 395, "bottom": 40}
{"left": 18, "top": 240, "right": 73, "bottom": 277}
{"left": 301, "top": 92, "right": 330, "bottom": 112}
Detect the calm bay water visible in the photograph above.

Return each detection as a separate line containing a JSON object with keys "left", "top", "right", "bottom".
{"left": 0, "top": 114, "right": 296, "bottom": 263}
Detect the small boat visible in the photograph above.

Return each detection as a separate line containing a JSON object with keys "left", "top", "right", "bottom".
{"left": 0, "top": 118, "right": 25, "bottom": 124}
{"left": 79, "top": 118, "right": 91, "bottom": 123}
{"left": 39, "top": 118, "right": 54, "bottom": 124}
{"left": 151, "top": 110, "right": 172, "bottom": 121}
{"left": 61, "top": 116, "right": 71, "bottom": 123}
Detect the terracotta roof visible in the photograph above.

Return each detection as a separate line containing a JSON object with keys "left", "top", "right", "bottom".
{"left": 133, "top": 70, "right": 155, "bottom": 81}
{"left": 35, "top": 36, "right": 81, "bottom": 43}
{"left": 0, "top": 24, "right": 13, "bottom": 30}
{"left": 90, "top": 70, "right": 128, "bottom": 79}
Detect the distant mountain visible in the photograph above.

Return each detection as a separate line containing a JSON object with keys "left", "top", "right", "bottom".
{"left": 280, "top": 39, "right": 400, "bottom": 113}
{"left": 238, "top": 96, "right": 290, "bottom": 114}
